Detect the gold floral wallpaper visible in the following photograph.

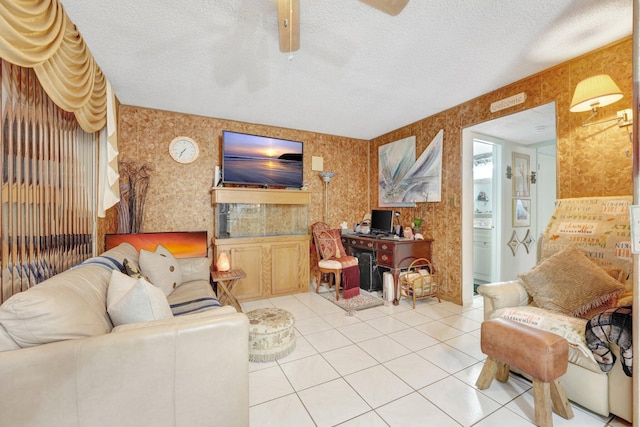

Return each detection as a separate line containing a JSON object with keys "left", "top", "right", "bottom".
{"left": 101, "top": 37, "right": 632, "bottom": 304}
{"left": 109, "top": 110, "right": 369, "bottom": 250}
{"left": 370, "top": 37, "right": 633, "bottom": 303}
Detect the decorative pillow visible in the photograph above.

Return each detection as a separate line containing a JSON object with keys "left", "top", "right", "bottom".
{"left": 519, "top": 245, "right": 625, "bottom": 318}
{"left": 139, "top": 245, "right": 183, "bottom": 296}
{"left": 107, "top": 271, "right": 173, "bottom": 326}
{"left": 600, "top": 266, "right": 626, "bottom": 283}
{"left": 314, "top": 229, "right": 347, "bottom": 259}
{"left": 122, "top": 258, "right": 149, "bottom": 281}
{"left": 491, "top": 306, "right": 595, "bottom": 362}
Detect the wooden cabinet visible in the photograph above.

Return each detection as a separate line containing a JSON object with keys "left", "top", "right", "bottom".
{"left": 473, "top": 228, "right": 493, "bottom": 283}
{"left": 211, "top": 188, "right": 310, "bottom": 301}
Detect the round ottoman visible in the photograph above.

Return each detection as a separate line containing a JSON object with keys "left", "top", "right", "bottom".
{"left": 247, "top": 308, "right": 296, "bottom": 362}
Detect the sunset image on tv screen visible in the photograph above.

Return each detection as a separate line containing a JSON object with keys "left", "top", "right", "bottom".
{"left": 223, "top": 131, "right": 303, "bottom": 187}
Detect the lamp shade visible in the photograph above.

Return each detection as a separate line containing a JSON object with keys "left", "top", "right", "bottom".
{"left": 570, "top": 74, "right": 623, "bottom": 112}
{"left": 216, "top": 252, "right": 231, "bottom": 272}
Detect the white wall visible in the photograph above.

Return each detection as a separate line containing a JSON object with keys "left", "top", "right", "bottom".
{"left": 499, "top": 143, "right": 539, "bottom": 280}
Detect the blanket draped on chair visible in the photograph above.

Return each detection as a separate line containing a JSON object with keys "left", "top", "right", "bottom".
{"left": 342, "top": 265, "right": 360, "bottom": 299}
{"left": 585, "top": 306, "right": 632, "bottom": 377}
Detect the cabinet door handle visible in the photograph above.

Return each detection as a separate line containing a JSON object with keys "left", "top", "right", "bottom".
{"left": 381, "top": 254, "right": 389, "bottom": 261}
{"left": 381, "top": 244, "right": 388, "bottom": 250}
{"left": 367, "top": 242, "right": 374, "bottom": 248}
{"left": 351, "top": 240, "right": 356, "bottom": 244}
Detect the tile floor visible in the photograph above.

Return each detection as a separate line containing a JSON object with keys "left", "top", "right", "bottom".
{"left": 242, "top": 289, "right": 632, "bottom": 427}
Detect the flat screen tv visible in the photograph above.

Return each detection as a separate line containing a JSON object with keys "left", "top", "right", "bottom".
{"left": 370, "top": 209, "right": 394, "bottom": 235}
{"left": 222, "top": 130, "right": 303, "bottom": 188}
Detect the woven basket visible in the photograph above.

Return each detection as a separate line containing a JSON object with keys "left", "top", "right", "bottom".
{"left": 399, "top": 258, "right": 440, "bottom": 308}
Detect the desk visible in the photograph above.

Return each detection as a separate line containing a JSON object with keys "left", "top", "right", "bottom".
{"left": 341, "top": 235, "right": 433, "bottom": 305}
{"left": 210, "top": 269, "right": 246, "bottom": 312}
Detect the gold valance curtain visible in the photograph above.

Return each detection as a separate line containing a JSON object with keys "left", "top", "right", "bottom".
{"left": 0, "top": 0, "right": 107, "bottom": 132}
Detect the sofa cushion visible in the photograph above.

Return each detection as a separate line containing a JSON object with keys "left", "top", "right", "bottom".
{"left": 177, "top": 257, "right": 210, "bottom": 282}
{"left": 519, "top": 245, "right": 625, "bottom": 318}
{"left": 107, "top": 271, "right": 173, "bottom": 326}
{"left": 0, "top": 264, "right": 113, "bottom": 348}
{"left": 0, "top": 324, "right": 19, "bottom": 352}
{"left": 167, "top": 280, "right": 222, "bottom": 316}
{"left": 140, "top": 245, "right": 183, "bottom": 296}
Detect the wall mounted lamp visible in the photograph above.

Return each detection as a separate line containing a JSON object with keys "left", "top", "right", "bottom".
{"left": 570, "top": 74, "right": 632, "bottom": 128}
{"left": 506, "top": 165, "right": 536, "bottom": 184}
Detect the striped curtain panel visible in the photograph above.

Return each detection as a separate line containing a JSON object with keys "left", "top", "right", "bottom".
{"left": 0, "top": 60, "right": 96, "bottom": 303}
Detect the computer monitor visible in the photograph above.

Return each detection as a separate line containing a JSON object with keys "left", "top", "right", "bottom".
{"left": 370, "top": 209, "right": 394, "bottom": 235}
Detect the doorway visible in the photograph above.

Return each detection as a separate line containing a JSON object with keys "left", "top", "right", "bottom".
{"left": 461, "top": 102, "right": 557, "bottom": 305}
{"left": 472, "top": 139, "right": 499, "bottom": 292}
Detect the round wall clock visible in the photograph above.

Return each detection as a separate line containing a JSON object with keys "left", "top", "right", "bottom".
{"left": 169, "top": 136, "right": 199, "bottom": 164}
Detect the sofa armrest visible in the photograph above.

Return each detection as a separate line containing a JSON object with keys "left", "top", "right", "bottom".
{"left": 476, "top": 280, "right": 530, "bottom": 319}
{"left": 0, "top": 310, "right": 249, "bottom": 427}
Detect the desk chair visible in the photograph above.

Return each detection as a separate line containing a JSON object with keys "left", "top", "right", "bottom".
{"left": 311, "top": 222, "right": 359, "bottom": 300}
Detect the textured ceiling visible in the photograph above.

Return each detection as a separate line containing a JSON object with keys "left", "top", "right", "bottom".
{"left": 61, "top": 0, "right": 632, "bottom": 140}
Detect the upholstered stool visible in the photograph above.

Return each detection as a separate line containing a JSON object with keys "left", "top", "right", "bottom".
{"left": 476, "top": 318, "right": 574, "bottom": 427}
{"left": 246, "top": 308, "right": 296, "bottom": 362}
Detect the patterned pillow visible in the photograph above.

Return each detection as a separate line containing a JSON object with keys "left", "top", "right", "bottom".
{"left": 519, "top": 245, "right": 625, "bottom": 318}
{"left": 122, "top": 258, "right": 149, "bottom": 281}
{"left": 491, "top": 306, "right": 594, "bottom": 363}
{"left": 314, "top": 229, "right": 347, "bottom": 260}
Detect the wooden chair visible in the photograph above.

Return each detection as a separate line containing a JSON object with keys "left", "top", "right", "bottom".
{"left": 399, "top": 258, "right": 440, "bottom": 308}
{"left": 311, "top": 222, "right": 358, "bottom": 300}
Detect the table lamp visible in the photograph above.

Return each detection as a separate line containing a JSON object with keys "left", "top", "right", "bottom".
{"left": 216, "top": 252, "right": 231, "bottom": 272}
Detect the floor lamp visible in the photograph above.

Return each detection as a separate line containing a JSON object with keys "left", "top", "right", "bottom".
{"left": 319, "top": 171, "right": 335, "bottom": 223}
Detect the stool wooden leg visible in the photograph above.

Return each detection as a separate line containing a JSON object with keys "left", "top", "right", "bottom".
{"left": 476, "top": 357, "right": 498, "bottom": 389}
{"left": 533, "top": 379, "right": 552, "bottom": 427}
{"left": 550, "top": 379, "right": 574, "bottom": 420}
{"left": 495, "top": 361, "right": 510, "bottom": 382}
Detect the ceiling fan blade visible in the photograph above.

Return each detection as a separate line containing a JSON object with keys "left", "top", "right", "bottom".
{"left": 359, "top": 0, "right": 409, "bottom": 16}
{"left": 277, "top": 0, "right": 300, "bottom": 52}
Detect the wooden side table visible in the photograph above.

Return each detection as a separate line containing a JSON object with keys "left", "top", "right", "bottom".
{"left": 210, "top": 269, "right": 246, "bottom": 313}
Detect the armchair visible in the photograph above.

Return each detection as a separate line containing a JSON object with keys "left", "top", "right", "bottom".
{"left": 476, "top": 196, "right": 633, "bottom": 422}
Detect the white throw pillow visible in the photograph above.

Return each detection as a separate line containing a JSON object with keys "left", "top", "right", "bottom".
{"left": 139, "top": 245, "right": 183, "bottom": 296}
{"left": 107, "top": 271, "right": 173, "bottom": 326}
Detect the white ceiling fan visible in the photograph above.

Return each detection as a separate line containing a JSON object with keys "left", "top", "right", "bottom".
{"left": 277, "top": 0, "right": 409, "bottom": 52}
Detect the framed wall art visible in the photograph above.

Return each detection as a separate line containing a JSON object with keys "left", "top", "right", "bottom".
{"left": 378, "top": 136, "right": 416, "bottom": 207}
{"left": 512, "top": 198, "right": 531, "bottom": 227}
{"left": 378, "top": 130, "right": 444, "bottom": 207}
{"left": 512, "top": 152, "right": 530, "bottom": 197}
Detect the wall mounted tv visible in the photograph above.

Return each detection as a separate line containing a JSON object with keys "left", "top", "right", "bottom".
{"left": 222, "top": 130, "right": 303, "bottom": 188}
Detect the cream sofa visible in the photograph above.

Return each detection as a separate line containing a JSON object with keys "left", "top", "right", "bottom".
{"left": 0, "top": 242, "right": 249, "bottom": 427}
{"left": 477, "top": 196, "right": 633, "bottom": 422}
